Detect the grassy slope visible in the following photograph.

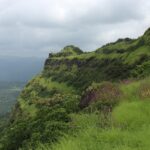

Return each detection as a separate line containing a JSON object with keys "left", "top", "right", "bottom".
{"left": 44, "top": 29, "right": 150, "bottom": 92}
{"left": 18, "top": 75, "right": 76, "bottom": 117}
{"left": 30, "top": 29, "right": 150, "bottom": 150}
{"left": 41, "top": 78, "right": 150, "bottom": 150}
{"left": 0, "top": 29, "right": 150, "bottom": 150}
{"left": 0, "top": 74, "right": 80, "bottom": 150}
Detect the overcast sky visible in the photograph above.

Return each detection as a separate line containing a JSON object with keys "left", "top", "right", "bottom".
{"left": 0, "top": 0, "right": 150, "bottom": 57}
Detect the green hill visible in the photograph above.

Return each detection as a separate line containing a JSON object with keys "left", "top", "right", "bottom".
{"left": 0, "top": 28, "right": 150, "bottom": 150}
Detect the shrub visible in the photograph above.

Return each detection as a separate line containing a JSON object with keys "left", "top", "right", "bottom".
{"left": 132, "top": 61, "right": 150, "bottom": 78}
{"left": 0, "top": 106, "right": 71, "bottom": 150}
{"left": 138, "top": 82, "right": 150, "bottom": 99}
{"left": 80, "top": 82, "right": 122, "bottom": 112}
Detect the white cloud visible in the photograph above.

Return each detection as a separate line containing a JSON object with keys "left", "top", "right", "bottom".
{"left": 0, "top": 0, "right": 149, "bottom": 57}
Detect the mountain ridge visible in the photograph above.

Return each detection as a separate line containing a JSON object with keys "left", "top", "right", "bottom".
{"left": 0, "top": 28, "right": 150, "bottom": 150}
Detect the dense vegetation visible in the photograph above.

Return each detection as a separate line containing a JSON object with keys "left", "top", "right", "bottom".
{"left": 0, "top": 28, "right": 150, "bottom": 150}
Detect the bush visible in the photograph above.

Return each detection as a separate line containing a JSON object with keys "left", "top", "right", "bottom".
{"left": 132, "top": 61, "right": 150, "bottom": 78}
{"left": 0, "top": 106, "right": 71, "bottom": 150}
{"left": 80, "top": 82, "right": 122, "bottom": 112}
{"left": 138, "top": 82, "right": 150, "bottom": 99}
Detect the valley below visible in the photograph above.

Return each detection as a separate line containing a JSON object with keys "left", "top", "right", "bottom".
{"left": 0, "top": 82, "right": 25, "bottom": 116}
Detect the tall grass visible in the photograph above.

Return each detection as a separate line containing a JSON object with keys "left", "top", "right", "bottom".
{"left": 24, "top": 79, "right": 150, "bottom": 150}
{"left": 51, "top": 101, "right": 150, "bottom": 150}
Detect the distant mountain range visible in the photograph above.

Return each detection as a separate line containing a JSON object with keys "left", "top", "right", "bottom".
{"left": 0, "top": 56, "right": 45, "bottom": 82}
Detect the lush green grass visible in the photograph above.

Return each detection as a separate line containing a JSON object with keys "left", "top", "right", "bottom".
{"left": 12, "top": 77, "right": 150, "bottom": 150}
{"left": 120, "top": 77, "right": 150, "bottom": 101}
{"left": 30, "top": 78, "right": 150, "bottom": 150}
{"left": 0, "top": 75, "right": 80, "bottom": 150}
{"left": 1, "top": 28, "right": 150, "bottom": 150}
{"left": 51, "top": 101, "right": 150, "bottom": 150}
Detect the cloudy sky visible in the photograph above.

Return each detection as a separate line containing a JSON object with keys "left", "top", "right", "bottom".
{"left": 0, "top": 0, "right": 150, "bottom": 57}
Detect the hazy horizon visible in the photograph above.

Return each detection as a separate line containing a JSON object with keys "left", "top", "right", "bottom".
{"left": 0, "top": 56, "right": 44, "bottom": 82}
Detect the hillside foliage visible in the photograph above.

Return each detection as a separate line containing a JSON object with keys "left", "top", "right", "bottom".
{"left": 0, "top": 29, "right": 150, "bottom": 150}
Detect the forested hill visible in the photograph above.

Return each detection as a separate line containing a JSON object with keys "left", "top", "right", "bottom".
{"left": 0, "top": 28, "right": 150, "bottom": 150}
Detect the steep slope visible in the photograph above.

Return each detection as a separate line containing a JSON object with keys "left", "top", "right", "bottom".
{"left": 0, "top": 28, "right": 150, "bottom": 150}
{"left": 44, "top": 29, "right": 150, "bottom": 90}
{"left": 51, "top": 81, "right": 150, "bottom": 150}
